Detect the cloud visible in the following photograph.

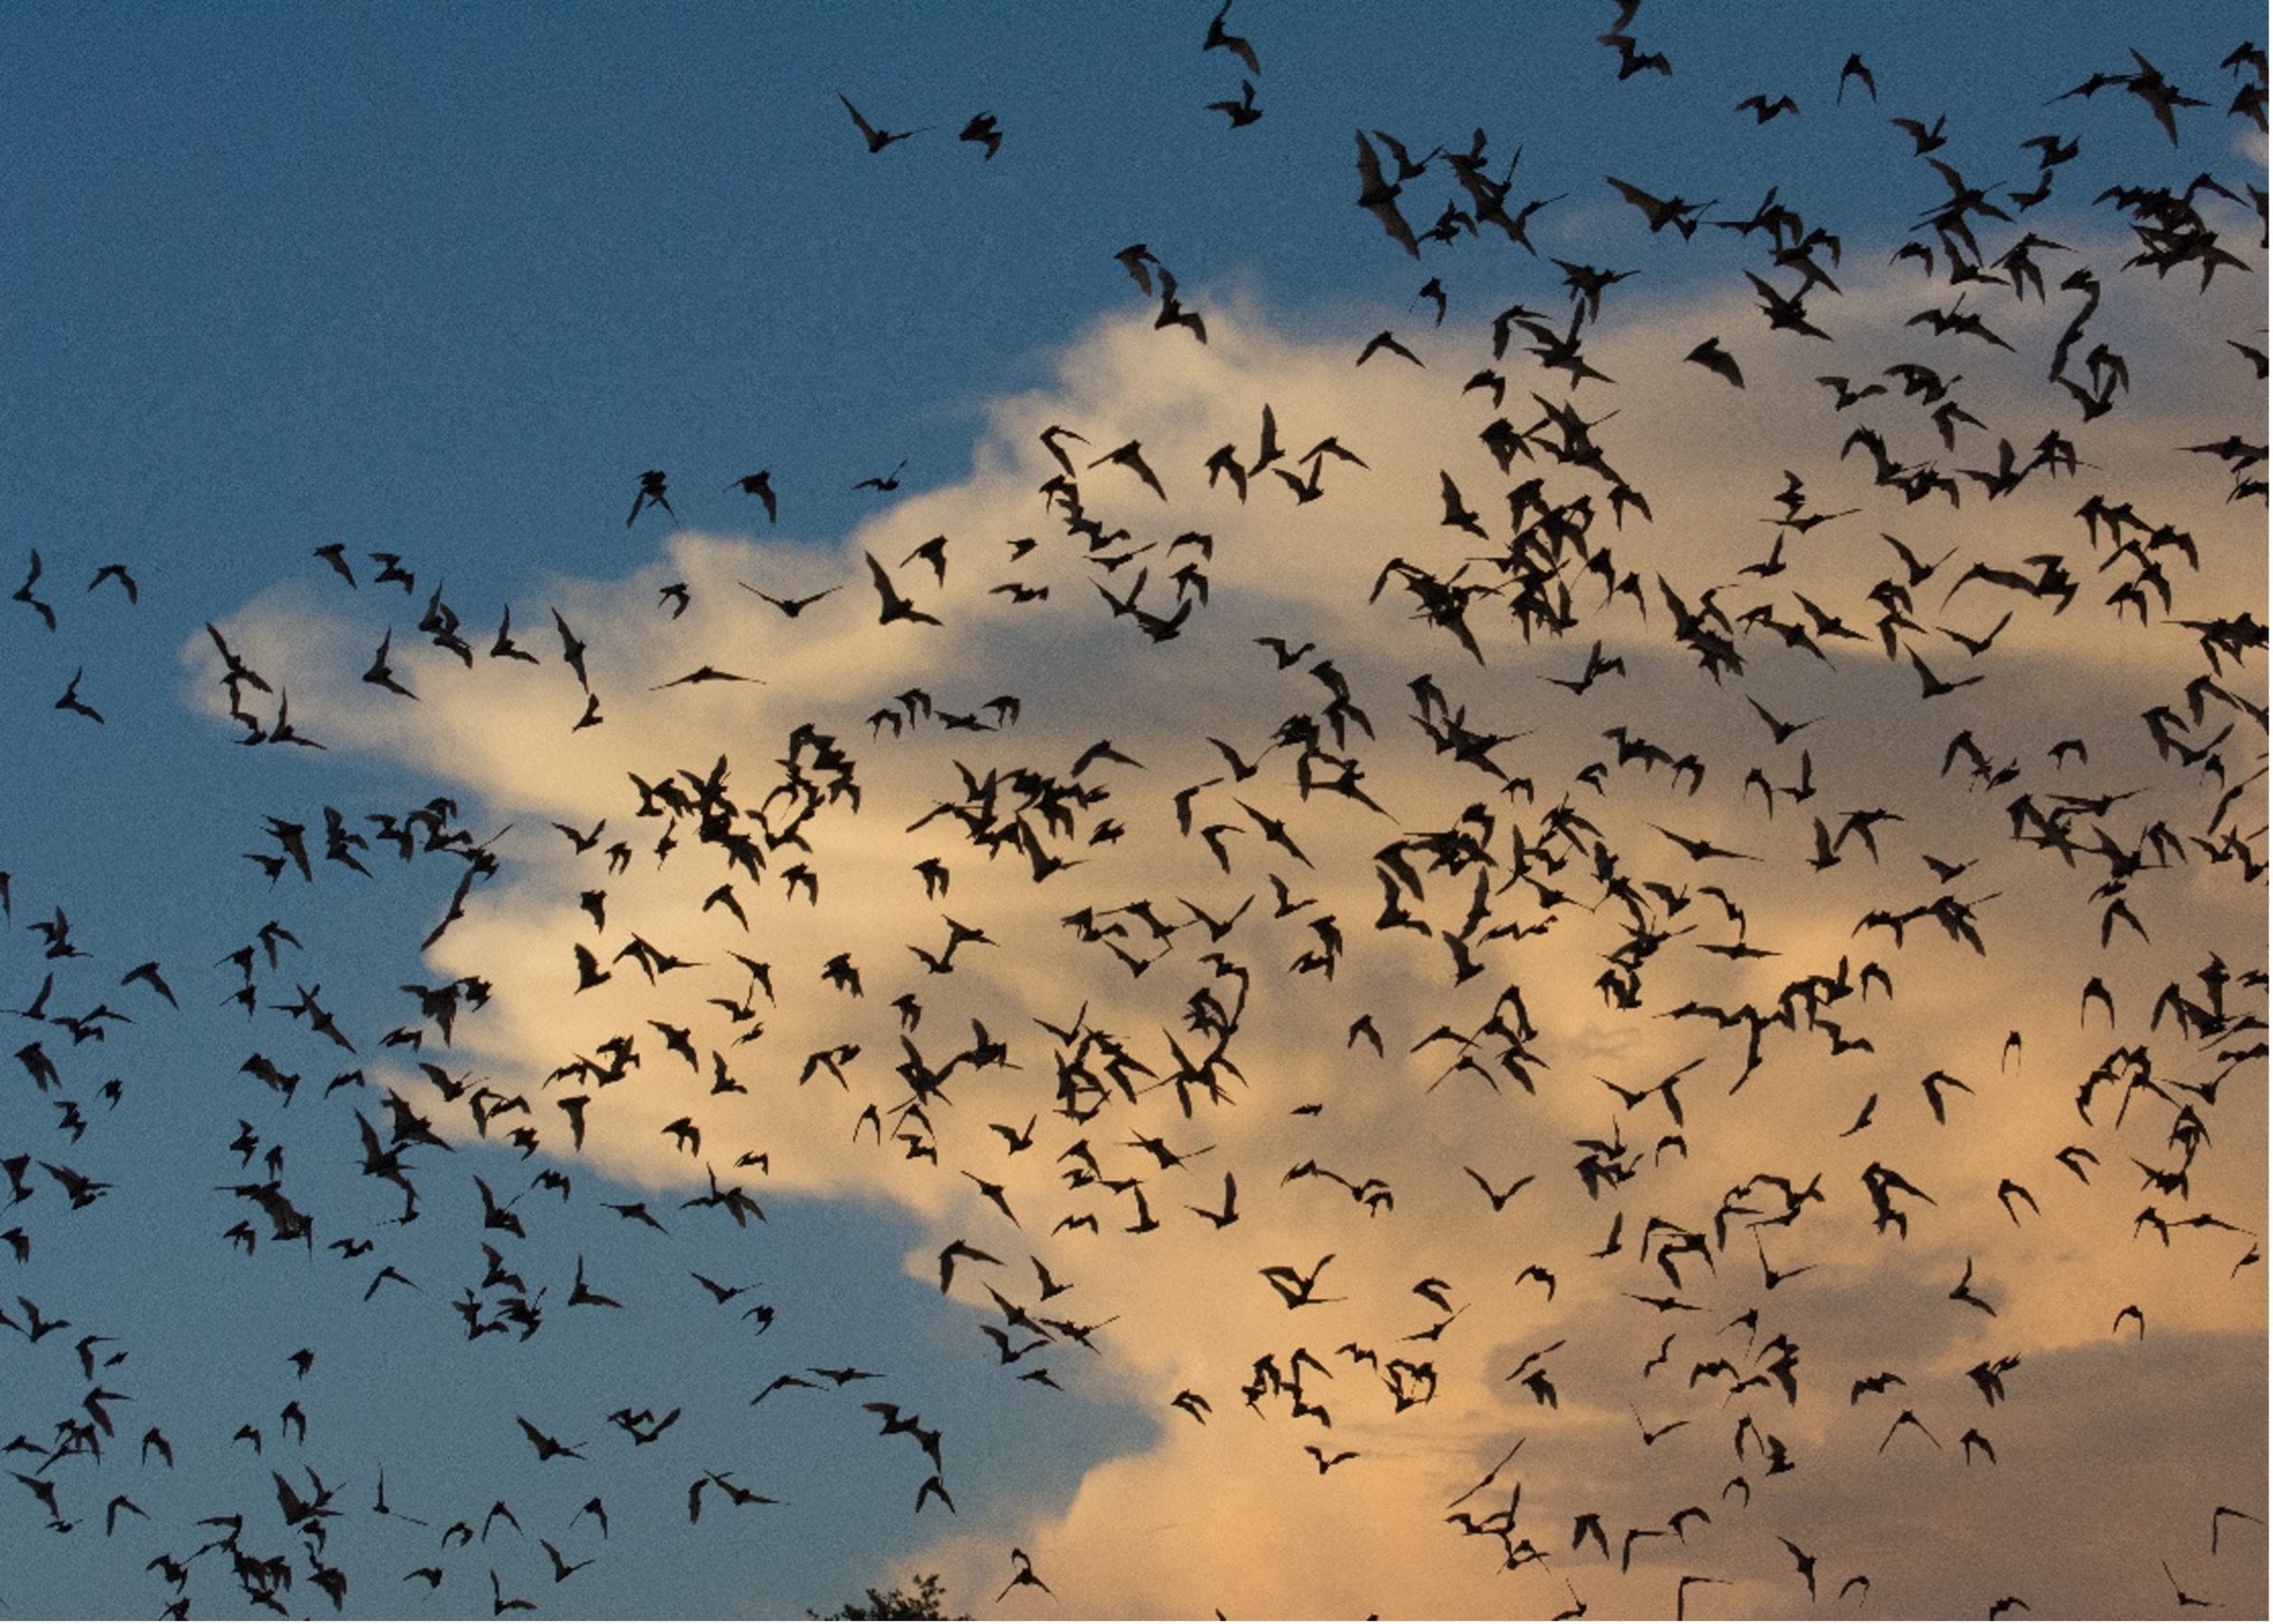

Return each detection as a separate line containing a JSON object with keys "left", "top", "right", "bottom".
{"left": 196, "top": 205, "right": 2267, "bottom": 1617}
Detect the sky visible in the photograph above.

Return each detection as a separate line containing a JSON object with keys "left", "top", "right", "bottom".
{"left": 1, "top": 2, "right": 2267, "bottom": 1618}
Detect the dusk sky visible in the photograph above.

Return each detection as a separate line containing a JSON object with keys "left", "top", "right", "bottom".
{"left": 1, "top": 4, "right": 2266, "bottom": 1619}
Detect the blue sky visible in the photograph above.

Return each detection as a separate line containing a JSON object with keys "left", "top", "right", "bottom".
{"left": 2, "top": 3, "right": 2266, "bottom": 1618}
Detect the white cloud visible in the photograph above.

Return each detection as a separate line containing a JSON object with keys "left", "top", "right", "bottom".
{"left": 199, "top": 225, "right": 2266, "bottom": 1617}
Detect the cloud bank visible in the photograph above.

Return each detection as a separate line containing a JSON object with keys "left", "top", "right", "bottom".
{"left": 198, "top": 204, "right": 2267, "bottom": 1618}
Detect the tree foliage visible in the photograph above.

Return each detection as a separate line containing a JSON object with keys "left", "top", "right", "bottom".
{"left": 815, "top": 1572, "right": 967, "bottom": 1619}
